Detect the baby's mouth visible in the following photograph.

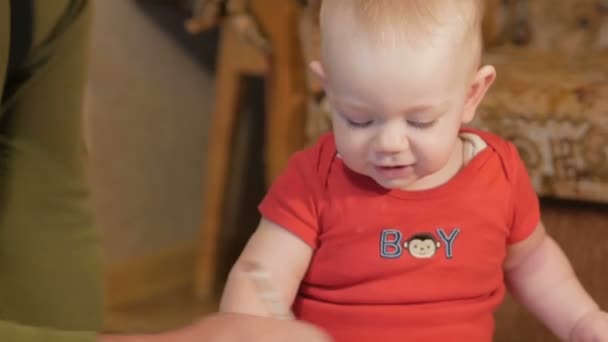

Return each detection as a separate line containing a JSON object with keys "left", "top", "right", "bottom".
{"left": 374, "top": 164, "right": 415, "bottom": 179}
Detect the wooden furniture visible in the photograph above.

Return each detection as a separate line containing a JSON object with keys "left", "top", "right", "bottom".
{"left": 495, "top": 199, "right": 608, "bottom": 342}
{"left": 190, "top": 0, "right": 309, "bottom": 300}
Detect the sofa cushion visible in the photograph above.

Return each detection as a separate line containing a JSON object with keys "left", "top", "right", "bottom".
{"left": 473, "top": 49, "right": 608, "bottom": 203}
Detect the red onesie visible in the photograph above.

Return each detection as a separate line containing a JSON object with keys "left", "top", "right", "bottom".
{"left": 258, "top": 128, "right": 541, "bottom": 342}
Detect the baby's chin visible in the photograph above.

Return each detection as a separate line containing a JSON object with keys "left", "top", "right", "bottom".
{"left": 372, "top": 177, "right": 418, "bottom": 191}
{"left": 344, "top": 163, "right": 419, "bottom": 190}
{"left": 367, "top": 168, "right": 437, "bottom": 191}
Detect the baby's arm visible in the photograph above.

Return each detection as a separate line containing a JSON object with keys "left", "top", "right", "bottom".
{"left": 219, "top": 217, "right": 314, "bottom": 317}
{"left": 504, "top": 222, "right": 605, "bottom": 341}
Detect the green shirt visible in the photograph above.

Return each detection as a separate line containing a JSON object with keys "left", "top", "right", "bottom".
{"left": 0, "top": 0, "right": 103, "bottom": 340}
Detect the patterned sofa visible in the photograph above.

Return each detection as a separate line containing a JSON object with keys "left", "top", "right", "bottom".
{"left": 301, "top": 0, "right": 608, "bottom": 203}
{"left": 477, "top": 0, "right": 608, "bottom": 203}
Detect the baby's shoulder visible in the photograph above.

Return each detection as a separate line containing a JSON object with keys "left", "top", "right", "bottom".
{"left": 283, "top": 132, "right": 337, "bottom": 186}
{"left": 464, "top": 128, "right": 527, "bottom": 183}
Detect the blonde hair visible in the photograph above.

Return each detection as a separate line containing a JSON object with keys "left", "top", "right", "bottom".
{"left": 320, "top": 0, "right": 485, "bottom": 66}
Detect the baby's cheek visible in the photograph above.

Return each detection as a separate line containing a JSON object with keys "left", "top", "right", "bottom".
{"left": 340, "top": 153, "right": 367, "bottom": 175}
{"left": 335, "top": 135, "right": 365, "bottom": 157}
{"left": 418, "top": 140, "right": 455, "bottom": 168}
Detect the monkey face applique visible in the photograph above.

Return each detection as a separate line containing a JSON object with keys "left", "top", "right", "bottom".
{"left": 380, "top": 228, "right": 460, "bottom": 259}
{"left": 403, "top": 234, "right": 441, "bottom": 259}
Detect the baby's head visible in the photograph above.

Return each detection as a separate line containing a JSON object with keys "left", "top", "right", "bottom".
{"left": 311, "top": 0, "right": 496, "bottom": 191}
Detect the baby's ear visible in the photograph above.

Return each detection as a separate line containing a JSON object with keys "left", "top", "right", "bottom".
{"left": 309, "top": 61, "right": 327, "bottom": 86}
{"left": 462, "top": 65, "right": 496, "bottom": 124}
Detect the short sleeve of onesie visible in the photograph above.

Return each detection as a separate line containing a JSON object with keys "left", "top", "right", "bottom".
{"left": 505, "top": 142, "right": 541, "bottom": 244}
{"left": 258, "top": 144, "right": 326, "bottom": 249}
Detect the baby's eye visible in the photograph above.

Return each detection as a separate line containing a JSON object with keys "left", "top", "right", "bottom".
{"left": 407, "top": 120, "right": 436, "bottom": 129}
{"left": 346, "top": 117, "right": 374, "bottom": 128}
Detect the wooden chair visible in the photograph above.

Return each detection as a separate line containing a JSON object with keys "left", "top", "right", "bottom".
{"left": 188, "top": 0, "right": 309, "bottom": 300}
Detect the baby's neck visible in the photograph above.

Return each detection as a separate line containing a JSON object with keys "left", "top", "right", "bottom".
{"left": 399, "top": 133, "right": 487, "bottom": 191}
{"left": 460, "top": 132, "right": 487, "bottom": 165}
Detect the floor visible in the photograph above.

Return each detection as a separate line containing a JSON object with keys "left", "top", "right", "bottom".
{"left": 105, "top": 289, "right": 217, "bottom": 333}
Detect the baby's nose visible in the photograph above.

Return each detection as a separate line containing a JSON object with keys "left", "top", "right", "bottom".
{"left": 376, "top": 125, "right": 408, "bottom": 153}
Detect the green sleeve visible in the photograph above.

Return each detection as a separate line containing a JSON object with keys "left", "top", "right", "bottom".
{"left": 0, "top": 1, "right": 103, "bottom": 341}
{"left": 0, "top": 321, "right": 96, "bottom": 342}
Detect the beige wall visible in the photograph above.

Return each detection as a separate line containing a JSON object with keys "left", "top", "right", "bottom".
{"left": 84, "top": 0, "right": 214, "bottom": 263}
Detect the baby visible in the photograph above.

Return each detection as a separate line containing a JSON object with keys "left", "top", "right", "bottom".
{"left": 216, "top": 0, "right": 608, "bottom": 341}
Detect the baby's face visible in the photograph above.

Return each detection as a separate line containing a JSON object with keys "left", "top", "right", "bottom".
{"left": 318, "top": 32, "right": 481, "bottom": 191}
